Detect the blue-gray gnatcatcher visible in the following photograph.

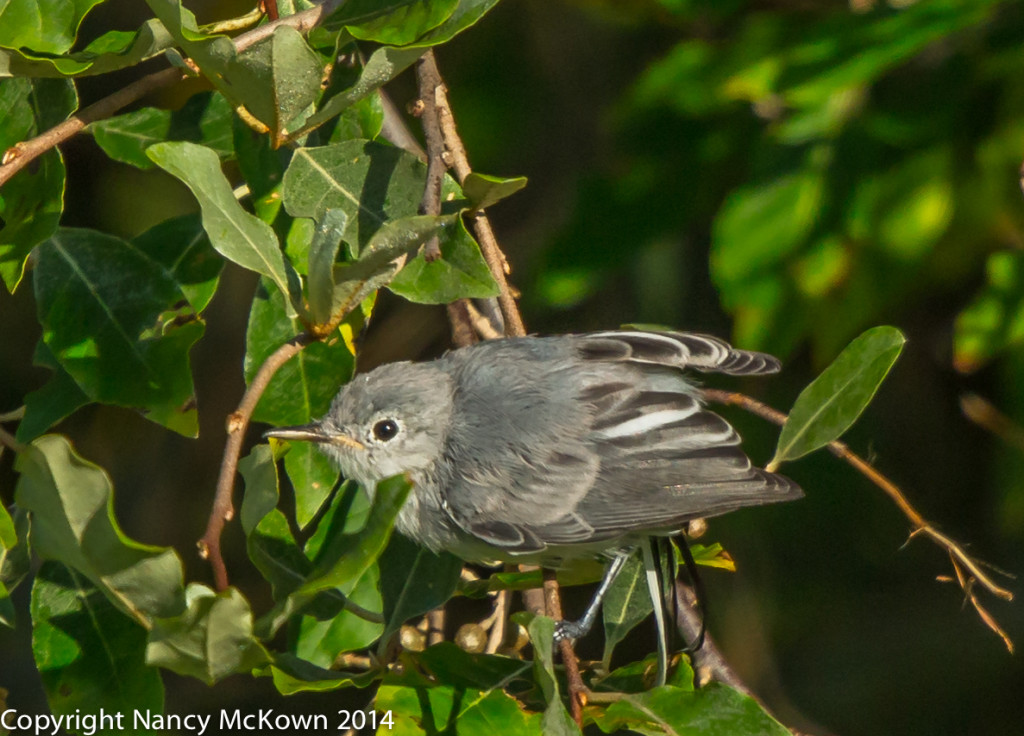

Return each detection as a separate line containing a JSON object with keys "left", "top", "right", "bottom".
{"left": 266, "top": 330, "right": 801, "bottom": 639}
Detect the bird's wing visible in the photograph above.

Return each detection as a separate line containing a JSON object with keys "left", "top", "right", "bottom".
{"left": 439, "top": 332, "right": 800, "bottom": 555}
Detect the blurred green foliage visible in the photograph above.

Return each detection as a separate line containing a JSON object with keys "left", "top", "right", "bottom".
{"left": 533, "top": 0, "right": 1024, "bottom": 370}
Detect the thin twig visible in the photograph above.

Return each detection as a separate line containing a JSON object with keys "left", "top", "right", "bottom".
{"left": 543, "top": 569, "right": 585, "bottom": 727}
{"left": 414, "top": 52, "right": 478, "bottom": 348}
{"left": 483, "top": 590, "right": 510, "bottom": 654}
{"left": 701, "top": 387, "right": 1014, "bottom": 650}
{"left": 0, "top": 0, "right": 347, "bottom": 187}
{"left": 198, "top": 333, "right": 313, "bottom": 590}
{"left": 465, "top": 300, "right": 503, "bottom": 340}
{"left": 0, "top": 407, "right": 26, "bottom": 423}
{"left": 0, "top": 425, "right": 25, "bottom": 454}
{"left": 420, "top": 52, "right": 527, "bottom": 338}
{"left": 426, "top": 608, "right": 446, "bottom": 647}
{"left": 414, "top": 53, "right": 447, "bottom": 262}
{"left": 961, "top": 392, "right": 1024, "bottom": 455}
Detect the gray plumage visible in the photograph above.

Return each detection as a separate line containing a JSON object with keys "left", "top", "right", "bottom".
{"left": 267, "top": 331, "right": 802, "bottom": 566}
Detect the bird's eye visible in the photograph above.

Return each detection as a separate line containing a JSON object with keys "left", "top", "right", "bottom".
{"left": 372, "top": 419, "right": 400, "bottom": 442}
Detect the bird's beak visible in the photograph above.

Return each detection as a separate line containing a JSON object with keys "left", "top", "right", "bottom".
{"left": 264, "top": 423, "right": 365, "bottom": 451}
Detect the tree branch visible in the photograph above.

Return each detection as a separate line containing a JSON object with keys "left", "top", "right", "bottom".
{"left": 0, "top": 0, "right": 347, "bottom": 187}
{"left": 418, "top": 53, "right": 527, "bottom": 338}
{"left": 543, "top": 569, "right": 585, "bottom": 727}
{"left": 701, "top": 387, "right": 1014, "bottom": 651}
{"left": 198, "top": 333, "right": 313, "bottom": 590}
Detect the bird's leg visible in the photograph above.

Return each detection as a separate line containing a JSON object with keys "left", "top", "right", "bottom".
{"left": 554, "top": 549, "right": 632, "bottom": 641}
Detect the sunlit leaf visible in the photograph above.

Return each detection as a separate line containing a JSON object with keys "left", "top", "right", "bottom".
{"left": 601, "top": 553, "right": 650, "bottom": 668}
{"left": 0, "top": 78, "right": 75, "bottom": 292}
{"left": 389, "top": 217, "right": 500, "bottom": 303}
{"left": 771, "top": 326, "right": 905, "bottom": 467}
{"left": 228, "top": 26, "right": 324, "bottom": 140}
{"left": 147, "top": 584, "right": 270, "bottom": 684}
{"left": 244, "top": 278, "right": 354, "bottom": 427}
{"left": 239, "top": 445, "right": 309, "bottom": 600}
{"left": 331, "top": 0, "right": 459, "bottom": 45}
{"left": 90, "top": 92, "right": 233, "bottom": 170}
{"left": 377, "top": 535, "right": 462, "bottom": 655}
{"left": 15, "top": 435, "right": 186, "bottom": 623}
{"left": 132, "top": 213, "right": 224, "bottom": 314}
{"left": 0, "top": 19, "right": 173, "bottom": 78}
{"left": 33, "top": 228, "right": 203, "bottom": 437}
{"left": 462, "top": 172, "right": 528, "bottom": 210}
{"left": 954, "top": 251, "right": 1024, "bottom": 373}
{"left": 588, "top": 683, "right": 790, "bottom": 735}
{"left": 31, "top": 563, "right": 163, "bottom": 731}
{"left": 0, "top": 0, "right": 107, "bottom": 54}
{"left": 147, "top": 141, "right": 296, "bottom": 313}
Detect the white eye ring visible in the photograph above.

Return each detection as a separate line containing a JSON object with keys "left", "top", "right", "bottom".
{"left": 370, "top": 418, "right": 400, "bottom": 442}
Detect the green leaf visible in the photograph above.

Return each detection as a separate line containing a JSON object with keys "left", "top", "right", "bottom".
{"left": 412, "top": 642, "right": 534, "bottom": 691}
{"left": 954, "top": 251, "right": 1024, "bottom": 373}
{"left": 331, "top": 0, "right": 459, "bottom": 45}
{"left": 239, "top": 445, "right": 310, "bottom": 599}
{"left": 405, "top": 0, "right": 503, "bottom": 48}
{"left": 31, "top": 566, "right": 161, "bottom": 724}
{"left": 33, "top": 228, "right": 203, "bottom": 437}
{"left": 327, "top": 90, "right": 384, "bottom": 143}
{"left": 376, "top": 684, "right": 543, "bottom": 736}
{"left": 327, "top": 214, "right": 457, "bottom": 317}
{"left": 284, "top": 139, "right": 435, "bottom": 246}
{"left": 462, "top": 172, "right": 528, "bottom": 210}
{"left": 308, "top": 209, "right": 349, "bottom": 325}
{"left": 228, "top": 25, "right": 324, "bottom": 139}
{"left": 601, "top": 552, "right": 651, "bottom": 668}
{"left": 689, "top": 542, "right": 736, "bottom": 572}
{"left": 288, "top": 43, "right": 421, "bottom": 141}
{"left": 0, "top": 19, "right": 174, "bottom": 78}
{"left": 588, "top": 683, "right": 789, "bottom": 736}
{"left": 711, "top": 170, "right": 824, "bottom": 292}
{"left": 132, "top": 213, "right": 224, "bottom": 314}
{"left": 31, "top": 563, "right": 164, "bottom": 733}
{"left": 0, "top": 78, "right": 76, "bottom": 292}
{"left": 378, "top": 535, "right": 462, "bottom": 655}
{"left": 259, "top": 474, "right": 412, "bottom": 636}
{"left": 146, "top": 584, "right": 270, "bottom": 684}
{"left": 244, "top": 278, "right": 355, "bottom": 426}
{"left": 593, "top": 652, "right": 694, "bottom": 695}
{"left": 147, "top": 141, "right": 296, "bottom": 313}
{"left": 14, "top": 435, "right": 186, "bottom": 624}
{"left": 389, "top": 216, "right": 500, "bottom": 303}
{"left": 0, "top": 0, "right": 107, "bottom": 54}
{"left": 143, "top": 0, "right": 237, "bottom": 94}
{"left": 259, "top": 652, "right": 377, "bottom": 694}
{"left": 283, "top": 441, "right": 340, "bottom": 529}
{"left": 0, "top": 505, "right": 28, "bottom": 628}
{"left": 233, "top": 116, "right": 289, "bottom": 224}
{"left": 90, "top": 91, "right": 233, "bottom": 170}
{"left": 525, "top": 614, "right": 583, "bottom": 736}
{"left": 290, "top": 481, "right": 384, "bottom": 665}
{"left": 17, "top": 340, "right": 89, "bottom": 443}
{"left": 295, "top": 563, "right": 383, "bottom": 667}
{"left": 771, "top": 326, "right": 905, "bottom": 468}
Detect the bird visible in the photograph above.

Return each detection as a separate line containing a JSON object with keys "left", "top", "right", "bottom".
{"left": 266, "top": 330, "right": 802, "bottom": 639}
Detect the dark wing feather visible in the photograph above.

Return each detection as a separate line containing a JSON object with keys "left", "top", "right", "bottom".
{"left": 577, "top": 330, "right": 781, "bottom": 375}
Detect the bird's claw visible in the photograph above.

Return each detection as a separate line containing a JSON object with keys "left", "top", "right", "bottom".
{"left": 553, "top": 619, "right": 585, "bottom": 642}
